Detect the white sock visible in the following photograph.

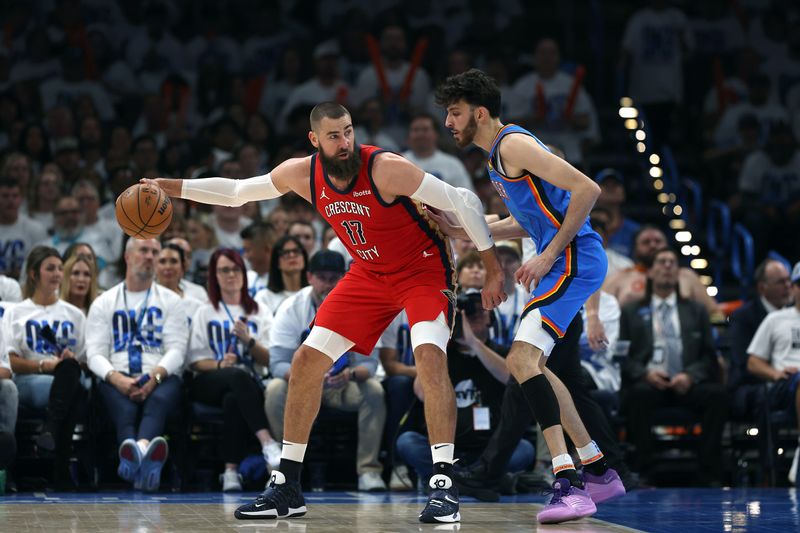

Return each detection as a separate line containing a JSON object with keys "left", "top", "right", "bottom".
{"left": 137, "top": 440, "right": 148, "bottom": 455}
{"left": 577, "top": 440, "right": 604, "bottom": 465}
{"left": 281, "top": 440, "right": 308, "bottom": 463}
{"left": 552, "top": 453, "right": 575, "bottom": 475}
{"left": 430, "top": 443, "right": 455, "bottom": 465}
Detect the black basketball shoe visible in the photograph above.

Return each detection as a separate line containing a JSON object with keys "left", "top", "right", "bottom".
{"left": 234, "top": 471, "right": 307, "bottom": 520}
{"left": 419, "top": 473, "right": 461, "bottom": 523}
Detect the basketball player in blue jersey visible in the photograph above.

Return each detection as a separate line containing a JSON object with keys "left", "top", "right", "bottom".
{"left": 432, "top": 69, "right": 625, "bottom": 524}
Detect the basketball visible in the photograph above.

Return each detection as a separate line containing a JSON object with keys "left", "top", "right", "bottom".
{"left": 115, "top": 183, "right": 173, "bottom": 240}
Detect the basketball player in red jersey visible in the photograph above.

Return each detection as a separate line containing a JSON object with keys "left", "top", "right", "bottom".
{"left": 145, "top": 102, "right": 505, "bottom": 523}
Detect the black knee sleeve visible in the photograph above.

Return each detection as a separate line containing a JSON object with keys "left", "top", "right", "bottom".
{"left": 520, "top": 374, "right": 561, "bottom": 430}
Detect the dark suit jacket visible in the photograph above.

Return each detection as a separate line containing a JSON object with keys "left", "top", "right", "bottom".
{"left": 727, "top": 299, "right": 768, "bottom": 389}
{"left": 619, "top": 296, "right": 718, "bottom": 387}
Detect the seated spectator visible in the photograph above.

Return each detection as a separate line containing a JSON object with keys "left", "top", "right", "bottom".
{"left": 736, "top": 123, "right": 800, "bottom": 259}
{"left": 155, "top": 244, "right": 203, "bottom": 321}
{"left": 185, "top": 217, "right": 217, "bottom": 286}
{"left": 352, "top": 24, "right": 432, "bottom": 145}
{"left": 188, "top": 248, "right": 281, "bottom": 492}
{"left": 72, "top": 180, "right": 123, "bottom": 269}
{"left": 589, "top": 207, "right": 634, "bottom": 277}
{"left": 212, "top": 204, "right": 252, "bottom": 251}
{"left": 39, "top": 198, "right": 113, "bottom": 266}
{"left": 603, "top": 225, "right": 720, "bottom": 317}
{"left": 0, "top": 332, "right": 18, "bottom": 440}
{"left": 86, "top": 239, "right": 188, "bottom": 492}
{"left": 397, "top": 291, "right": 534, "bottom": 487}
{"left": 746, "top": 261, "right": 800, "bottom": 485}
{"left": 456, "top": 251, "right": 485, "bottom": 291}
{"left": 0, "top": 273, "right": 22, "bottom": 317}
{"left": 25, "top": 168, "right": 62, "bottom": 232}
{"left": 266, "top": 206, "right": 290, "bottom": 237}
{"left": 0, "top": 178, "right": 48, "bottom": 279}
{"left": 277, "top": 40, "right": 351, "bottom": 134}
{"left": 594, "top": 169, "right": 641, "bottom": 260}
{"left": 288, "top": 221, "right": 318, "bottom": 258}
{"left": 728, "top": 259, "right": 792, "bottom": 413}
{"left": 579, "top": 290, "right": 622, "bottom": 419}
{"left": 377, "top": 310, "right": 415, "bottom": 490}
{"left": 265, "top": 250, "right": 387, "bottom": 492}
{"left": 163, "top": 237, "right": 209, "bottom": 302}
{"left": 402, "top": 112, "right": 474, "bottom": 191}
{"left": 715, "top": 74, "right": 788, "bottom": 149}
{"left": 619, "top": 248, "right": 727, "bottom": 484}
{"left": 489, "top": 244, "right": 528, "bottom": 350}
{"left": 507, "top": 38, "right": 600, "bottom": 165}
{"left": 59, "top": 253, "right": 99, "bottom": 315}
{"left": 241, "top": 222, "right": 277, "bottom": 297}
{"left": 255, "top": 236, "right": 308, "bottom": 316}
{"left": 353, "top": 98, "right": 401, "bottom": 152}
{"left": 5, "top": 246, "right": 87, "bottom": 488}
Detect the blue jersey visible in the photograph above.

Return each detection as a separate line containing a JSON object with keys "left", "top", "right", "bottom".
{"left": 486, "top": 124, "right": 601, "bottom": 254}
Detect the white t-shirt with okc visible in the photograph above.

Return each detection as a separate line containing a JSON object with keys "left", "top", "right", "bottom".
{"left": 179, "top": 279, "right": 209, "bottom": 303}
{"left": 622, "top": 7, "right": 692, "bottom": 104}
{"left": 188, "top": 302, "right": 272, "bottom": 370}
{"left": 0, "top": 336, "right": 8, "bottom": 371}
{"left": 738, "top": 150, "right": 800, "bottom": 206}
{"left": 748, "top": 307, "right": 800, "bottom": 372}
{"left": 0, "top": 215, "right": 48, "bottom": 276}
{"left": 255, "top": 288, "right": 298, "bottom": 316}
{"left": 3, "top": 298, "right": 86, "bottom": 362}
{"left": 0, "top": 275, "right": 22, "bottom": 319}
{"left": 402, "top": 150, "right": 474, "bottom": 192}
{"left": 85, "top": 282, "right": 188, "bottom": 378}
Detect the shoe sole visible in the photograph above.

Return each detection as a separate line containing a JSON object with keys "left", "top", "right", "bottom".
{"left": 587, "top": 482, "right": 626, "bottom": 504}
{"left": 234, "top": 506, "right": 307, "bottom": 520}
{"left": 118, "top": 442, "right": 140, "bottom": 483}
{"left": 140, "top": 439, "right": 169, "bottom": 492}
{"left": 419, "top": 511, "right": 461, "bottom": 524}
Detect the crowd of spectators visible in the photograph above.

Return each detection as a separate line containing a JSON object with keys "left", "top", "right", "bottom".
{"left": 0, "top": 0, "right": 798, "bottom": 493}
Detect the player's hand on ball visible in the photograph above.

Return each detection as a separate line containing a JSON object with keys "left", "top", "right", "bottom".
{"left": 140, "top": 177, "right": 181, "bottom": 198}
{"left": 515, "top": 253, "right": 556, "bottom": 293}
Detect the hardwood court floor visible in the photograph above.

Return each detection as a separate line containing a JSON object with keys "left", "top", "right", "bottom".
{"left": 2, "top": 488, "right": 798, "bottom": 532}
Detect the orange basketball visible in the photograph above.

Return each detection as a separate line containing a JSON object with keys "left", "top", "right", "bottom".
{"left": 115, "top": 183, "right": 173, "bottom": 240}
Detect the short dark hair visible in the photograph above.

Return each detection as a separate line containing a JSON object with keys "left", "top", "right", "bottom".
{"left": 434, "top": 69, "right": 501, "bottom": 118}
{"left": 240, "top": 221, "right": 276, "bottom": 244}
{"left": 310, "top": 102, "right": 350, "bottom": 131}
{"left": 409, "top": 112, "right": 438, "bottom": 132}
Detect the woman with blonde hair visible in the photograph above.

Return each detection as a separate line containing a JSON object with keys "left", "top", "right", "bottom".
{"left": 60, "top": 254, "right": 99, "bottom": 314}
{"left": 6, "top": 246, "right": 86, "bottom": 488}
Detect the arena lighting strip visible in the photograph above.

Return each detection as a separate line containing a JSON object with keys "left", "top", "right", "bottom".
{"left": 618, "top": 97, "right": 718, "bottom": 298}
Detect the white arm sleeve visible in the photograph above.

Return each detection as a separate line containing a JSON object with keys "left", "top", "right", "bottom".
{"left": 411, "top": 173, "right": 494, "bottom": 251}
{"left": 180, "top": 173, "right": 283, "bottom": 207}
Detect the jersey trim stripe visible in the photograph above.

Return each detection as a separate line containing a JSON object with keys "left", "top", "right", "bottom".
{"left": 310, "top": 153, "right": 318, "bottom": 211}
{"left": 521, "top": 241, "right": 578, "bottom": 316}
{"left": 527, "top": 176, "right": 563, "bottom": 229}
{"left": 366, "top": 149, "right": 394, "bottom": 207}
{"left": 489, "top": 124, "right": 515, "bottom": 155}
{"left": 541, "top": 316, "right": 566, "bottom": 339}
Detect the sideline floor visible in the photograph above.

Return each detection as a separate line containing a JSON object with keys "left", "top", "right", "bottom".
{"left": 1, "top": 488, "right": 797, "bottom": 532}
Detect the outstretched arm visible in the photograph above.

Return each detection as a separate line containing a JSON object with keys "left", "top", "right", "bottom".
{"left": 142, "top": 157, "right": 310, "bottom": 206}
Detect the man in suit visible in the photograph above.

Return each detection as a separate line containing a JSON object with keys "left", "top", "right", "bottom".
{"left": 619, "top": 247, "right": 728, "bottom": 483}
{"left": 727, "top": 259, "right": 792, "bottom": 413}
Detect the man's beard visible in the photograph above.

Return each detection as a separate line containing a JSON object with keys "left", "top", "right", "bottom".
{"left": 319, "top": 147, "right": 361, "bottom": 180}
{"left": 455, "top": 115, "right": 478, "bottom": 148}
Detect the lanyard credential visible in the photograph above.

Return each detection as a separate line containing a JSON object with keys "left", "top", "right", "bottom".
{"left": 123, "top": 284, "right": 152, "bottom": 374}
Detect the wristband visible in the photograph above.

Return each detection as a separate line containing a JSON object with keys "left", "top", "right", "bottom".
{"left": 38, "top": 359, "right": 45, "bottom": 374}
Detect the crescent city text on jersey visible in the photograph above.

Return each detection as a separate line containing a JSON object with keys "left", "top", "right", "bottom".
{"left": 323, "top": 200, "right": 372, "bottom": 219}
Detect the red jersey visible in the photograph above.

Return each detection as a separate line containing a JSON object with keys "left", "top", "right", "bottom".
{"left": 312, "top": 144, "right": 454, "bottom": 278}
